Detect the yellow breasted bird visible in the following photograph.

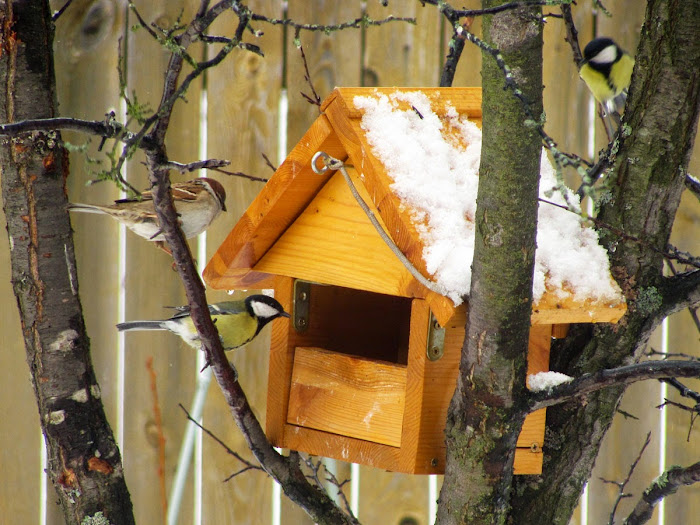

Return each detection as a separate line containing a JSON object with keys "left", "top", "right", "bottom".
{"left": 579, "top": 37, "right": 634, "bottom": 115}
{"left": 116, "top": 295, "right": 290, "bottom": 350}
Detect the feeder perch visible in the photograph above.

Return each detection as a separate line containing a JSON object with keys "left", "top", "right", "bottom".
{"left": 203, "top": 87, "right": 626, "bottom": 475}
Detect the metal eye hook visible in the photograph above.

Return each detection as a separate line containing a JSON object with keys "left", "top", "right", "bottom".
{"left": 312, "top": 151, "right": 344, "bottom": 174}
{"left": 311, "top": 151, "right": 330, "bottom": 174}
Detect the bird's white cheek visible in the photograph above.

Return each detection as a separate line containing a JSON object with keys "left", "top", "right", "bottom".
{"left": 250, "top": 301, "right": 281, "bottom": 319}
{"left": 591, "top": 45, "right": 618, "bottom": 64}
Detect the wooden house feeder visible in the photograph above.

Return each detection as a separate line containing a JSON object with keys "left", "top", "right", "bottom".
{"left": 203, "top": 88, "right": 627, "bottom": 475}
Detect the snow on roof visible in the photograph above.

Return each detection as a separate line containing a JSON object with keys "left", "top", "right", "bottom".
{"left": 353, "top": 90, "right": 622, "bottom": 306}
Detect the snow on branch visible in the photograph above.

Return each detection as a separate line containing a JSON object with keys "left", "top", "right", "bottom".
{"left": 529, "top": 361, "right": 700, "bottom": 411}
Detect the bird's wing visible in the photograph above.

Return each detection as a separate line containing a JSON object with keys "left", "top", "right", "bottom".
{"left": 164, "top": 301, "right": 246, "bottom": 320}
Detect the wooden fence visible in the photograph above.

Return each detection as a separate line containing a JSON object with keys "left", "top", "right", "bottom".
{"left": 1, "top": 1, "right": 698, "bottom": 523}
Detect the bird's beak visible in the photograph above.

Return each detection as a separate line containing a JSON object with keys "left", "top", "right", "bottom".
{"left": 281, "top": 311, "right": 291, "bottom": 318}
{"left": 222, "top": 202, "right": 227, "bottom": 212}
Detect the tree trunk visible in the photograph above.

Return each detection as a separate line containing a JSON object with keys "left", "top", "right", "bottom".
{"left": 510, "top": 0, "right": 700, "bottom": 522}
{"left": 0, "top": 2, "right": 134, "bottom": 523}
{"left": 437, "top": 2, "right": 543, "bottom": 523}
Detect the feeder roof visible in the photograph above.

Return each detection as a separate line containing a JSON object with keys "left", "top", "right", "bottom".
{"left": 203, "top": 87, "right": 626, "bottom": 327}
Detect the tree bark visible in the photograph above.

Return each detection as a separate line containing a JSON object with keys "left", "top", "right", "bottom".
{"left": 0, "top": 2, "right": 134, "bottom": 523}
{"left": 510, "top": 0, "right": 700, "bottom": 522}
{"left": 437, "top": 2, "right": 543, "bottom": 524}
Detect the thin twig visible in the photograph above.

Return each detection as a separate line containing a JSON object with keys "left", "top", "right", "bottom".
{"left": 685, "top": 173, "right": 700, "bottom": 203}
{"left": 212, "top": 168, "right": 268, "bottom": 183}
{"left": 538, "top": 198, "right": 700, "bottom": 269}
{"left": 179, "top": 404, "right": 265, "bottom": 478}
{"left": 660, "top": 377, "right": 700, "bottom": 403}
{"left": 422, "top": 0, "right": 556, "bottom": 18}
{"left": 261, "top": 153, "right": 277, "bottom": 172}
{"left": 298, "top": 44, "right": 321, "bottom": 109}
{"left": 301, "top": 456, "right": 358, "bottom": 524}
{"left": 668, "top": 260, "right": 700, "bottom": 333}
{"left": 242, "top": 11, "right": 415, "bottom": 32}
{"left": 646, "top": 349, "right": 700, "bottom": 362}
{"left": 52, "top": 0, "right": 74, "bottom": 22}
{"left": 599, "top": 432, "right": 651, "bottom": 525}
{"left": 161, "top": 159, "right": 231, "bottom": 173}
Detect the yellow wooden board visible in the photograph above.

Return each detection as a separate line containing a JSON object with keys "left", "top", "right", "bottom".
{"left": 202, "top": 113, "right": 346, "bottom": 290}
{"left": 255, "top": 168, "right": 423, "bottom": 297}
{"left": 288, "top": 347, "right": 407, "bottom": 447}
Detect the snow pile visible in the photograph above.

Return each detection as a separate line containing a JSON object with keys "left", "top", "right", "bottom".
{"left": 528, "top": 371, "right": 574, "bottom": 392}
{"left": 353, "top": 90, "right": 622, "bottom": 306}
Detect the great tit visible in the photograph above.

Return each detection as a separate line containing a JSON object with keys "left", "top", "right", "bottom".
{"left": 579, "top": 37, "right": 634, "bottom": 114}
{"left": 116, "top": 295, "right": 290, "bottom": 350}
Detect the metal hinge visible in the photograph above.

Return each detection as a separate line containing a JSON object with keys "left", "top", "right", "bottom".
{"left": 426, "top": 311, "right": 445, "bottom": 361}
{"left": 293, "top": 280, "right": 311, "bottom": 333}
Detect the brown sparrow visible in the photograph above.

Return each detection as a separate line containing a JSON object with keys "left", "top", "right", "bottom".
{"left": 68, "top": 178, "right": 227, "bottom": 247}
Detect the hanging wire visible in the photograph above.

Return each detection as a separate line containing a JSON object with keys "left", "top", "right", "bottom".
{"left": 311, "top": 151, "right": 446, "bottom": 298}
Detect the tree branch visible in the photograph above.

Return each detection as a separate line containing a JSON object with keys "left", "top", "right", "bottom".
{"left": 600, "top": 432, "right": 651, "bottom": 525}
{"left": 529, "top": 361, "right": 700, "bottom": 411}
{"left": 624, "top": 462, "right": 700, "bottom": 525}
{"left": 133, "top": 3, "right": 357, "bottom": 523}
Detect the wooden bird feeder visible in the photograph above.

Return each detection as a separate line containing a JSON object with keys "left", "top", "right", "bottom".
{"left": 203, "top": 87, "right": 626, "bottom": 475}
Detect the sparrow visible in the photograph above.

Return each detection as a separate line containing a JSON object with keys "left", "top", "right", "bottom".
{"left": 68, "top": 178, "right": 227, "bottom": 248}
{"left": 116, "top": 295, "right": 290, "bottom": 351}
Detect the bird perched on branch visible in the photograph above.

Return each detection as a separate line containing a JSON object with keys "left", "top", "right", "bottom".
{"left": 579, "top": 37, "right": 635, "bottom": 116}
{"left": 116, "top": 295, "right": 290, "bottom": 351}
{"left": 68, "top": 178, "right": 227, "bottom": 252}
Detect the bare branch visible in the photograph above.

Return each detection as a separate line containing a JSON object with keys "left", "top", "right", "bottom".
{"left": 660, "top": 377, "right": 700, "bottom": 404}
{"left": 599, "top": 432, "right": 651, "bottom": 525}
{"left": 539, "top": 198, "right": 700, "bottom": 271}
{"left": 161, "top": 159, "right": 231, "bottom": 173}
{"left": 298, "top": 44, "right": 321, "bottom": 109}
{"left": 301, "top": 456, "right": 358, "bottom": 524}
{"left": 261, "top": 152, "right": 277, "bottom": 172}
{"left": 421, "top": 0, "right": 555, "bottom": 18}
{"left": 0, "top": 116, "right": 149, "bottom": 145}
{"left": 52, "top": 0, "right": 74, "bottom": 22}
{"left": 685, "top": 173, "right": 700, "bottom": 203}
{"left": 242, "top": 10, "right": 415, "bottom": 32}
{"left": 624, "top": 462, "right": 700, "bottom": 525}
{"left": 647, "top": 349, "right": 700, "bottom": 362}
{"left": 529, "top": 361, "right": 700, "bottom": 411}
{"left": 178, "top": 404, "right": 265, "bottom": 477}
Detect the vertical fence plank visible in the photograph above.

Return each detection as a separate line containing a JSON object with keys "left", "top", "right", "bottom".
{"left": 286, "top": 2, "right": 362, "bottom": 148}
{"left": 364, "top": 0, "right": 437, "bottom": 87}
{"left": 275, "top": 6, "right": 363, "bottom": 522}
{"left": 120, "top": 2, "right": 202, "bottom": 523}
{"left": 358, "top": 467, "right": 429, "bottom": 525}
{"left": 198, "top": 1, "right": 283, "bottom": 522}
{"left": 664, "top": 159, "right": 700, "bottom": 523}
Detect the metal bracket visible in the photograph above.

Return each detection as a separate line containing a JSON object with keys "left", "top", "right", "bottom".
{"left": 426, "top": 312, "right": 445, "bottom": 361}
{"left": 293, "top": 280, "right": 311, "bottom": 333}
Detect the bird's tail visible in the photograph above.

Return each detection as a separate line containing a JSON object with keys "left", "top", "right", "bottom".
{"left": 67, "top": 203, "right": 109, "bottom": 214}
{"left": 116, "top": 321, "right": 166, "bottom": 332}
